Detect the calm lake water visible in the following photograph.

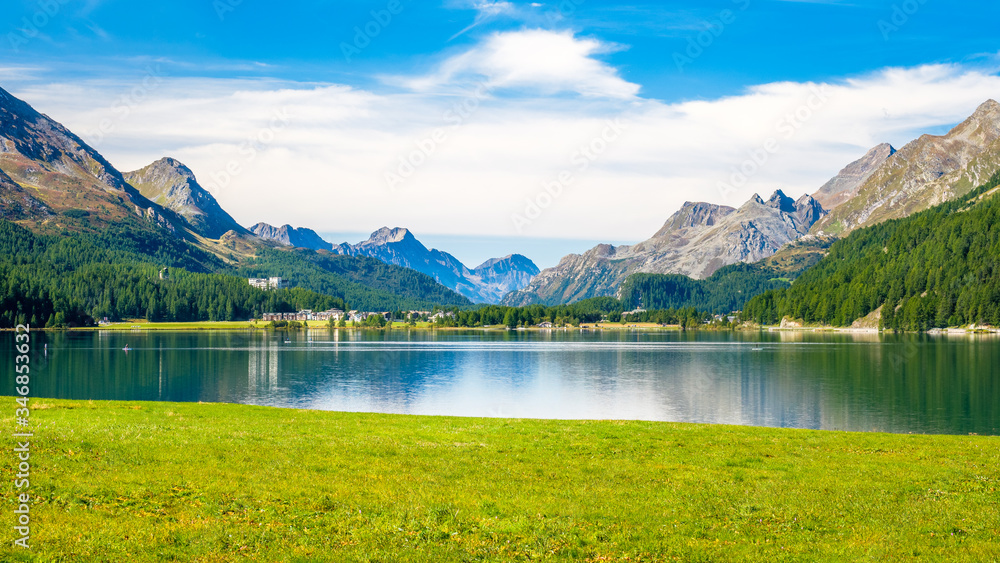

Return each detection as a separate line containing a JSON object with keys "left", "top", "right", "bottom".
{"left": 5, "top": 329, "right": 999, "bottom": 435}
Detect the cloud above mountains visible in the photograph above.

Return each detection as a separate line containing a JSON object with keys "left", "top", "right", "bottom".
{"left": 9, "top": 28, "right": 1000, "bottom": 242}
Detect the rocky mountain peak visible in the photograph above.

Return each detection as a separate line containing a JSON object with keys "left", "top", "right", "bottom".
{"left": 653, "top": 201, "right": 735, "bottom": 238}
{"left": 125, "top": 157, "right": 247, "bottom": 239}
{"left": 814, "top": 100, "right": 1000, "bottom": 235}
{"left": 765, "top": 190, "right": 796, "bottom": 213}
{"left": 954, "top": 99, "right": 1000, "bottom": 139}
{"left": 811, "top": 143, "right": 897, "bottom": 211}
{"left": 474, "top": 254, "right": 540, "bottom": 276}
{"left": 364, "top": 227, "right": 416, "bottom": 246}
{"left": 149, "top": 157, "right": 196, "bottom": 178}
{"left": 972, "top": 99, "right": 1000, "bottom": 119}
{"left": 251, "top": 222, "right": 333, "bottom": 251}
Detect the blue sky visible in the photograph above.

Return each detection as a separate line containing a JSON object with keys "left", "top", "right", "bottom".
{"left": 3, "top": 0, "right": 1000, "bottom": 267}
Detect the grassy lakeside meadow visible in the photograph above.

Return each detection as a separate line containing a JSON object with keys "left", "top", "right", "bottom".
{"left": 2, "top": 400, "right": 998, "bottom": 562}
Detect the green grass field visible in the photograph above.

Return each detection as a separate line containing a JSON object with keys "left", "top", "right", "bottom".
{"left": 2, "top": 400, "right": 998, "bottom": 561}
{"left": 82, "top": 321, "right": 260, "bottom": 331}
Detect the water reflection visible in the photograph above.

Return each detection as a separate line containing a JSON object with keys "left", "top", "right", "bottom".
{"left": 4, "top": 330, "right": 998, "bottom": 435}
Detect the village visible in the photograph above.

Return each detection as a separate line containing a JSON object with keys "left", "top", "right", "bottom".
{"left": 259, "top": 309, "right": 457, "bottom": 324}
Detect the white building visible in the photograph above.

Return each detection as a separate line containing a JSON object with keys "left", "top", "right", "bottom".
{"left": 249, "top": 277, "right": 290, "bottom": 290}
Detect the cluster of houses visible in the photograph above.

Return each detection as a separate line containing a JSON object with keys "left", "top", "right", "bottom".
{"left": 259, "top": 309, "right": 457, "bottom": 323}
{"left": 261, "top": 309, "right": 347, "bottom": 322}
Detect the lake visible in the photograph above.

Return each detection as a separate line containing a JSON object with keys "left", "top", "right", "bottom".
{"left": 6, "top": 329, "right": 999, "bottom": 435}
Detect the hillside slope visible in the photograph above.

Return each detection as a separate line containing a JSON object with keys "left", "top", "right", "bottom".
{"left": 744, "top": 171, "right": 1000, "bottom": 329}
{"left": 813, "top": 100, "right": 1000, "bottom": 235}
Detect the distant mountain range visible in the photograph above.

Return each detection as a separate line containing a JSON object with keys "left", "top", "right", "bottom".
{"left": 504, "top": 190, "right": 827, "bottom": 306}
{"left": 505, "top": 100, "right": 1000, "bottom": 307}
{"left": 252, "top": 224, "right": 540, "bottom": 304}
{"left": 0, "top": 85, "right": 471, "bottom": 311}
{"left": 4, "top": 81, "right": 1000, "bottom": 317}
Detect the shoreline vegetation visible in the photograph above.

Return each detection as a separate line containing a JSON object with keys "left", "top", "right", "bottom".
{"left": 3, "top": 320, "right": 997, "bottom": 334}
{"left": 2, "top": 399, "right": 997, "bottom": 561}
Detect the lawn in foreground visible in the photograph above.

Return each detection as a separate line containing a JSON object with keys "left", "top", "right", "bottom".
{"left": 2, "top": 400, "right": 998, "bottom": 562}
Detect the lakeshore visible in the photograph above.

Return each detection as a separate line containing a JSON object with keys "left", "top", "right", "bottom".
{"left": 2, "top": 399, "right": 997, "bottom": 562}
{"left": 10, "top": 319, "right": 998, "bottom": 335}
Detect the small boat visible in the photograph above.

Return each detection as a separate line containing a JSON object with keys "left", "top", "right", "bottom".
{"left": 751, "top": 347, "right": 764, "bottom": 351}
{"left": 122, "top": 345, "right": 131, "bottom": 352}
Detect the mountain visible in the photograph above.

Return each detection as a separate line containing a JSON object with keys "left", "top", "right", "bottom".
{"left": 124, "top": 157, "right": 248, "bottom": 239}
{"left": 472, "top": 255, "right": 541, "bottom": 302}
{"left": 744, "top": 170, "right": 1000, "bottom": 329}
{"left": 504, "top": 191, "right": 824, "bottom": 306}
{"left": 0, "top": 86, "right": 176, "bottom": 234}
{"left": 813, "top": 100, "right": 1000, "bottom": 235}
{"left": 333, "top": 227, "right": 539, "bottom": 304}
{"left": 251, "top": 222, "right": 333, "bottom": 251}
{"left": 812, "top": 143, "right": 896, "bottom": 210}
{"left": 0, "top": 85, "right": 473, "bottom": 313}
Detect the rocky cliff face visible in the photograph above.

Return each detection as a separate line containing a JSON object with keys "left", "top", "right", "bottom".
{"left": 0, "top": 86, "right": 175, "bottom": 232}
{"left": 813, "top": 100, "right": 1000, "bottom": 235}
{"left": 503, "top": 191, "right": 825, "bottom": 306}
{"left": 333, "top": 227, "right": 539, "bottom": 304}
{"left": 250, "top": 222, "right": 334, "bottom": 251}
{"left": 125, "top": 158, "right": 248, "bottom": 239}
{"left": 812, "top": 143, "right": 896, "bottom": 210}
{"left": 0, "top": 167, "right": 51, "bottom": 221}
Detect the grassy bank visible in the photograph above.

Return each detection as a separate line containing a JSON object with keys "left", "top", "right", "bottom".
{"left": 2, "top": 400, "right": 998, "bottom": 562}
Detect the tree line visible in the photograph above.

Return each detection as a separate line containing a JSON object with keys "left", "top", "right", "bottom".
{"left": 619, "top": 263, "right": 792, "bottom": 314}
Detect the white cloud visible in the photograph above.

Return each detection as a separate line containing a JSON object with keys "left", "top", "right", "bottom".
{"left": 402, "top": 29, "right": 640, "bottom": 100}
{"left": 9, "top": 57, "right": 1000, "bottom": 244}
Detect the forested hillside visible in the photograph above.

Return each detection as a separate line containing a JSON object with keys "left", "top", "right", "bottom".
{"left": 0, "top": 221, "right": 345, "bottom": 327}
{"left": 618, "top": 263, "right": 793, "bottom": 314}
{"left": 743, "top": 172, "right": 1000, "bottom": 330}
{"left": 238, "top": 248, "right": 471, "bottom": 311}
{"left": 0, "top": 220, "right": 469, "bottom": 327}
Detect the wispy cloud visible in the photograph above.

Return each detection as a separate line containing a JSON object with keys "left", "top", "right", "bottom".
{"left": 449, "top": 1, "right": 518, "bottom": 41}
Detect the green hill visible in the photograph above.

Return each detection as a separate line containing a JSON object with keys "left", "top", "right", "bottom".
{"left": 743, "top": 171, "right": 1000, "bottom": 330}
